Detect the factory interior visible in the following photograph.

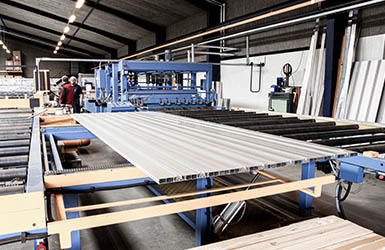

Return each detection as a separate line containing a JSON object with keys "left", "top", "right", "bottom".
{"left": 2, "top": 0, "right": 385, "bottom": 249}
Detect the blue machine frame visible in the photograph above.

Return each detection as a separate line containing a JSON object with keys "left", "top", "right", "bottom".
{"left": 41, "top": 125, "right": 385, "bottom": 249}
{"left": 85, "top": 61, "right": 216, "bottom": 112}
{"left": 4, "top": 121, "right": 385, "bottom": 249}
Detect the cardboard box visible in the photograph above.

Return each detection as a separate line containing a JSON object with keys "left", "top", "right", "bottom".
{"left": 5, "top": 60, "right": 14, "bottom": 71}
{"left": 12, "top": 51, "right": 21, "bottom": 61}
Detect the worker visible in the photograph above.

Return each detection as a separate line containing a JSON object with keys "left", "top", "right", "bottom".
{"left": 58, "top": 75, "right": 74, "bottom": 113}
{"left": 70, "top": 76, "right": 83, "bottom": 113}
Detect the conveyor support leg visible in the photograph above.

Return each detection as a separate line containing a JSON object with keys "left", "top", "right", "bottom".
{"left": 300, "top": 162, "right": 315, "bottom": 216}
{"left": 64, "top": 194, "right": 81, "bottom": 250}
{"left": 195, "top": 177, "right": 213, "bottom": 246}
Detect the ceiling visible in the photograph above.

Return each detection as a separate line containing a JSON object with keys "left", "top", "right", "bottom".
{"left": 0, "top": 0, "right": 207, "bottom": 58}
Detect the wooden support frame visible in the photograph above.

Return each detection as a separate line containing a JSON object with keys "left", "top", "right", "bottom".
{"left": 44, "top": 167, "right": 148, "bottom": 188}
{"left": 48, "top": 175, "right": 335, "bottom": 249}
{"left": 0, "top": 191, "right": 46, "bottom": 235}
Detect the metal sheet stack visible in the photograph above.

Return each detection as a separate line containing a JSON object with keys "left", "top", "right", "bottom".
{"left": 0, "top": 109, "right": 32, "bottom": 195}
{"left": 72, "top": 112, "right": 355, "bottom": 184}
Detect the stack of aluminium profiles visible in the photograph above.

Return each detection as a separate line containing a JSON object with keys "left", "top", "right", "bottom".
{"left": 0, "top": 109, "right": 32, "bottom": 195}
{"left": 72, "top": 112, "right": 355, "bottom": 184}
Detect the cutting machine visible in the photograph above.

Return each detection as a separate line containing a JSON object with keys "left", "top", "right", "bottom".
{"left": 84, "top": 61, "right": 217, "bottom": 112}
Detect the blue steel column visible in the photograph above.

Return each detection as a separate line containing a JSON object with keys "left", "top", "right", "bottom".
{"left": 112, "top": 64, "right": 119, "bottom": 102}
{"left": 195, "top": 177, "right": 213, "bottom": 247}
{"left": 300, "top": 162, "right": 315, "bottom": 216}
{"left": 63, "top": 194, "right": 81, "bottom": 250}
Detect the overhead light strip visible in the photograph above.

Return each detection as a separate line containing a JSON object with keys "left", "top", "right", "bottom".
{"left": 54, "top": 0, "right": 85, "bottom": 54}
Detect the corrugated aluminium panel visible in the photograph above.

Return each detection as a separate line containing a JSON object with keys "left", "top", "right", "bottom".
{"left": 72, "top": 112, "right": 355, "bottom": 184}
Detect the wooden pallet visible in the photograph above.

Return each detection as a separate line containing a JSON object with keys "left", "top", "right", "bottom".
{"left": 191, "top": 216, "right": 385, "bottom": 250}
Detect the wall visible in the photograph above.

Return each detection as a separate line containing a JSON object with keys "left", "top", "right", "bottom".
{"left": 221, "top": 50, "right": 308, "bottom": 110}
{"left": 0, "top": 37, "right": 71, "bottom": 78}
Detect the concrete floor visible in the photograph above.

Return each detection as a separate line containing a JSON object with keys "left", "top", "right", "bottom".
{"left": 2, "top": 138, "right": 385, "bottom": 250}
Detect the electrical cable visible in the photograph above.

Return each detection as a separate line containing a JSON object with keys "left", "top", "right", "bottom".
{"left": 46, "top": 180, "right": 156, "bottom": 195}
{"left": 0, "top": 233, "right": 49, "bottom": 246}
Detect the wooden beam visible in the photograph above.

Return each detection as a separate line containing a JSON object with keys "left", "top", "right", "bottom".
{"left": 65, "top": 179, "right": 282, "bottom": 213}
{"left": 55, "top": 194, "right": 66, "bottom": 221}
{"left": 48, "top": 175, "right": 335, "bottom": 249}
{"left": 44, "top": 167, "right": 149, "bottom": 189}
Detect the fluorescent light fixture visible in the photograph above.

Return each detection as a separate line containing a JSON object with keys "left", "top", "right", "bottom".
{"left": 64, "top": 26, "right": 70, "bottom": 33}
{"left": 2, "top": 45, "right": 6, "bottom": 50}
{"left": 58, "top": 41, "right": 63, "bottom": 46}
{"left": 53, "top": 50, "right": 58, "bottom": 54}
{"left": 6, "top": 49, "right": 10, "bottom": 54}
{"left": 0, "top": 40, "right": 3, "bottom": 45}
{"left": 69, "top": 15, "right": 76, "bottom": 23}
{"left": 76, "top": 0, "right": 85, "bottom": 8}
{"left": 60, "top": 34, "right": 66, "bottom": 41}
{"left": 56, "top": 46, "right": 60, "bottom": 50}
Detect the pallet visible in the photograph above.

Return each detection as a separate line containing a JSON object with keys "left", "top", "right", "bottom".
{"left": 191, "top": 216, "right": 385, "bottom": 250}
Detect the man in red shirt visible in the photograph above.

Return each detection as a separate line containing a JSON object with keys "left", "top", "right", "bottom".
{"left": 59, "top": 75, "right": 75, "bottom": 113}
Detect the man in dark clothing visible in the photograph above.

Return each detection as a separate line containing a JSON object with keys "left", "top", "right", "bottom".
{"left": 70, "top": 76, "right": 83, "bottom": 113}
{"left": 59, "top": 75, "right": 74, "bottom": 113}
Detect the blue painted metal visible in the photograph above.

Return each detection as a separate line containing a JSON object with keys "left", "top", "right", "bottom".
{"left": 64, "top": 178, "right": 153, "bottom": 191}
{"left": 195, "top": 177, "right": 213, "bottom": 246}
{"left": 146, "top": 185, "right": 196, "bottom": 229}
{"left": 63, "top": 194, "right": 81, "bottom": 250}
{"left": 339, "top": 163, "right": 364, "bottom": 184}
{"left": 299, "top": 162, "right": 315, "bottom": 217}
{"left": 41, "top": 126, "right": 96, "bottom": 141}
{"left": 339, "top": 156, "right": 385, "bottom": 184}
{"left": 0, "top": 228, "right": 47, "bottom": 241}
{"left": 49, "top": 134, "right": 63, "bottom": 171}
{"left": 85, "top": 61, "right": 216, "bottom": 112}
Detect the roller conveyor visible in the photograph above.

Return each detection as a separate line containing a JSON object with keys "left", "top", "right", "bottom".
{"left": 0, "top": 109, "right": 32, "bottom": 195}
{"left": 164, "top": 108, "right": 385, "bottom": 154}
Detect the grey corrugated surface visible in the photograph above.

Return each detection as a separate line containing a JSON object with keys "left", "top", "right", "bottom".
{"left": 72, "top": 112, "right": 356, "bottom": 184}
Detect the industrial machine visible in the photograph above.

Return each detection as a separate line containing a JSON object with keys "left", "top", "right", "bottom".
{"left": 268, "top": 63, "right": 297, "bottom": 113}
{"left": 84, "top": 61, "right": 216, "bottom": 113}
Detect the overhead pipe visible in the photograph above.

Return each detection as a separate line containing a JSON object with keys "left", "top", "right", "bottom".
{"left": 139, "top": 0, "right": 385, "bottom": 61}
{"left": 122, "top": 0, "right": 325, "bottom": 60}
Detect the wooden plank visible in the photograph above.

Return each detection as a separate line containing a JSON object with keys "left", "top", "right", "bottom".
{"left": 193, "top": 216, "right": 346, "bottom": 250}
{"left": 353, "top": 238, "right": 385, "bottom": 250}
{"left": 333, "top": 30, "right": 347, "bottom": 117}
{"left": 191, "top": 216, "right": 382, "bottom": 250}
{"left": 0, "top": 191, "right": 46, "bottom": 235}
{"left": 65, "top": 179, "right": 282, "bottom": 213}
{"left": 279, "top": 222, "right": 372, "bottom": 250}
{"left": 48, "top": 175, "right": 334, "bottom": 249}
{"left": 44, "top": 167, "right": 149, "bottom": 188}
{"left": 55, "top": 194, "right": 66, "bottom": 221}
{"left": 0, "top": 98, "right": 31, "bottom": 109}
{"left": 329, "top": 235, "right": 383, "bottom": 250}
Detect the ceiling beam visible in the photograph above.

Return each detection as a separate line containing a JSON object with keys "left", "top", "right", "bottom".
{"left": 0, "top": 0, "right": 136, "bottom": 47}
{"left": 72, "top": 0, "right": 165, "bottom": 34}
{"left": 183, "top": 0, "right": 223, "bottom": 10}
{"left": 2, "top": 26, "right": 103, "bottom": 58}
{"left": 0, "top": 14, "right": 116, "bottom": 54}
{"left": 3, "top": 33, "right": 88, "bottom": 58}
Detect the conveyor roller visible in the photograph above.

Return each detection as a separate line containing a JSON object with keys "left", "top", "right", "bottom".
{"left": 0, "top": 147, "right": 29, "bottom": 157}
{"left": 0, "top": 168, "right": 27, "bottom": 181}
{"left": 0, "top": 140, "right": 30, "bottom": 148}
{"left": 0, "top": 155, "right": 28, "bottom": 167}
